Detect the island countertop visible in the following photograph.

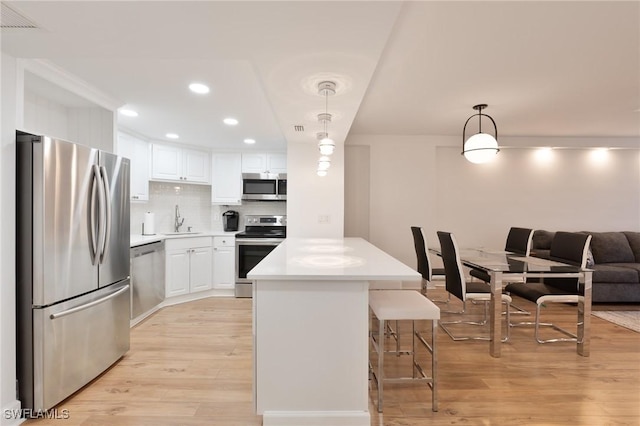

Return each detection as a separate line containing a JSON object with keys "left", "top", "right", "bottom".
{"left": 247, "top": 237, "right": 420, "bottom": 281}
{"left": 250, "top": 237, "right": 421, "bottom": 425}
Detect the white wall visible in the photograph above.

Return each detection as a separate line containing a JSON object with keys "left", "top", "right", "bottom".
{"left": 23, "top": 89, "right": 114, "bottom": 152}
{"left": 287, "top": 141, "right": 344, "bottom": 237}
{"left": 1, "top": 52, "right": 21, "bottom": 425}
{"left": 346, "top": 134, "right": 640, "bottom": 268}
{"left": 344, "top": 145, "right": 370, "bottom": 239}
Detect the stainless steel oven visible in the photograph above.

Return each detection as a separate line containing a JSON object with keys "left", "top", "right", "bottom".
{"left": 235, "top": 215, "right": 286, "bottom": 297}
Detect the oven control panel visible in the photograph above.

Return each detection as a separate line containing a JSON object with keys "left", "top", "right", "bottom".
{"left": 244, "top": 215, "right": 287, "bottom": 226}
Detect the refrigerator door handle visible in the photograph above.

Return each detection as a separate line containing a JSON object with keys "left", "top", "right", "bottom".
{"left": 95, "top": 165, "right": 107, "bottom": 264}
{"left": 49, "top": 284, "right": 129, "bottom": 320}
{"left": 89, "top": 165, "right": 100, "bottom": 265}
{"left": 99, "top": 165, "right": 112, "bottom": 263}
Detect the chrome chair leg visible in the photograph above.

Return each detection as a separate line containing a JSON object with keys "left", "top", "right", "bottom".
{"left": 440, "top": 300, "right": 511, "bottom": 342}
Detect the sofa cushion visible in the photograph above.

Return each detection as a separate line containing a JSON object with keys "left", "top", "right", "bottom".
{"left": 610, "top": 263, "right": 640, "bottom": 276}
{"left": 532, "top": 230, "right": 555, "bottom": 250}
{"left": 589, "top": 232, "right": 635, "bottom": 264}
{"left": 623, "top": 232, "right": 640, "bottom": 262}
{"left": 590, "top": 264, "right": 640, "bottom": 284}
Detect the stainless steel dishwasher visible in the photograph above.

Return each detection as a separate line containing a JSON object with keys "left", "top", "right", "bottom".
{"left": 130, "top": 241, "right": 165, "bottom": 319}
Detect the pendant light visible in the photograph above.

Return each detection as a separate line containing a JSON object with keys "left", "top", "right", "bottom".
{"left": 462, "top": 104, "right": 499, "bottom": 164}
{"left": 318, "top": 156, "right": 331, "bottom": 170}
{"left": 317, "top": 81, "right": 336, "bottom": 156}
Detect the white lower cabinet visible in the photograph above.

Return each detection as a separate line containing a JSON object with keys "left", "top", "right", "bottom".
{"left": 165, "top": 237, "right": 213, "bottom": 297}
{"left": 213, "top": 236, "right": 235, "bottom": 289}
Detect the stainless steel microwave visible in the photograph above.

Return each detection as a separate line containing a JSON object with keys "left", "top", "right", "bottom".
{"left": 242, "top": 173, "right": 287, "bottom": 201}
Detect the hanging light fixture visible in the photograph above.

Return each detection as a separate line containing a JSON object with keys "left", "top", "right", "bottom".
{"left": 318, "top": 156, "right": 331, "bottom": 170}
{"left": 462, "top": 104, "right": 499, "bottom": 164}
{"left": 317, "top": 81, "right": 336, "bottom": 156}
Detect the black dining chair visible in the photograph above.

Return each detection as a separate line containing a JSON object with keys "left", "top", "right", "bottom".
{"left": 436, "top": 231, "right": 512, "bottom": 342}
{"left": 503, "top": 227, "right": 534, "bottom": 315}
{"left": 505, "top": 231, "right": 592, "bottom": 343}
{"left": 411, "top": 226, "right": 445, "bottom": 297}
{"left": 505, "top": 227, "right": 534, "bottom": 256}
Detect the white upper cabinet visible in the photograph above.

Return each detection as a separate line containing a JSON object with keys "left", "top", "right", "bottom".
{"left": 183, "top": 148, "right": 211, "bottom": 182}
{"left": 266, "top": 153, "right": 287, "bottom": 174}
{"left": 151, "top": 143, "right": 210, "bottom": 184}
{"left": 241, "top": 153, "right": 286, "bottom": 174}
{"left": 212, "top": 153, "right": 242, "bottom": 205}
{"left": 117, "top": 132, "right": 150, "bottom": 201}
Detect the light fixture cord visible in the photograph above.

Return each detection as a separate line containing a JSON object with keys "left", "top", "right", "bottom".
{"left": 478, "top": 105, "right": 483, "bottom": 133}
{"left": 324, "top": 91, "right": 329, "bottom": 135}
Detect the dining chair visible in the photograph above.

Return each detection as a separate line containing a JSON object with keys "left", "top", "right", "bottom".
{"left": 369, "top": 226, "right": 446, "bottom": 353}
{"left": 436, "top": 231, "right": 512, "bottom": 342}
{"left": 411, "top": 226, "right": 446, "bottom": 297}
{"left": 505, "top": 231, "right": 592, "bottom": 343}
{"left": 505, "top": 227, "right": 534, "bottom": 256}
{"left": 503, "top": 227, "right": 535, "bottom": 315}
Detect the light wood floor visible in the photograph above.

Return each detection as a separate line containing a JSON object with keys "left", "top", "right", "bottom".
{"left": 27, "top": 290, "right": 640, "bottom": 425}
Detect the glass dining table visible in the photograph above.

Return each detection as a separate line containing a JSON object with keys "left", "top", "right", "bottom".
{"left": 430, "top": 248, "right": 593, "bottom": 358}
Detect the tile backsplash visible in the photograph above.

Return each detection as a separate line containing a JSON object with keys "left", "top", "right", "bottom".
{"left": 131, "top": 181, "right": 286, "bottom": 234}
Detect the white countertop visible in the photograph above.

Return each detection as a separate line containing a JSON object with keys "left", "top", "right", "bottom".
{"left": 130, "top": 231, "right": 238, "bottom": 247}
{"left": 247, "top": 237, "right": 420, "bottom": 281}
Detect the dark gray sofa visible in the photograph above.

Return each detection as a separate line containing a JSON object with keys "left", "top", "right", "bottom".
{"left": 531, "top": 230, "right": 640, "bottom": 303}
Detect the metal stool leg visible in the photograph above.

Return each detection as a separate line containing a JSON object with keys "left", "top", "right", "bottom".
{"left": 432, "top": 318, "right": 438, "bottom": 411}
{"left": 377, "top": 318, "right": 384, "bottom": 413}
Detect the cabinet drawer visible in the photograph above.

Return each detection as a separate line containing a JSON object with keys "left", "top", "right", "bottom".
{"left": 214, "top": 236, "right": 235, "bottom": 248}
{"left": 165, "top": 236, "right": 212, "bottom": 251}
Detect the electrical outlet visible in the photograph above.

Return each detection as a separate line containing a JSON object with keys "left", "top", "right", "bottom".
{"left": 318, "top": 215, "right": 330, "bottom": 224}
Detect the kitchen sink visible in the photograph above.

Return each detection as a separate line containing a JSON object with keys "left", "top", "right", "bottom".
{"left": 163, "top": 231, "right": 203, "bottom": 236}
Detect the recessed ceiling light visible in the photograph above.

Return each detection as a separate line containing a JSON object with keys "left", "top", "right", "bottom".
{"left": 189, "top": 83, "right": 210, "bottom": 94}
{"left": 166, "top": 133, "right": 179, "bottom": 139}
{"left": 119, "top": 109, "right": 138, "bottom": 117}
{"left": 224, "top": 118, "right": 239, "bottom": 126}
{"left": 243, "top": 138, "right": 256, "bottom": 144}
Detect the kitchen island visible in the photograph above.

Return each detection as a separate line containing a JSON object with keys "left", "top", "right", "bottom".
{"left": 247, "top": 237, "right": 420, "bottom": 426}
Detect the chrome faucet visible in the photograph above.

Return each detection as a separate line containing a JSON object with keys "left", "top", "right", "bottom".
{"left": 174, "top": 204, "right": 185, "bottom": 232}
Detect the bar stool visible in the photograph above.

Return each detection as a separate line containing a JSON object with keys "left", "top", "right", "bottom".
{"left": 369, "top": 290, "right": 440, "bottom": 413}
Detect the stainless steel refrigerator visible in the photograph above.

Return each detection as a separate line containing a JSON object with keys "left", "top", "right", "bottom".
{"left": 16, "top": 131, "right": 131, "bottom": 411}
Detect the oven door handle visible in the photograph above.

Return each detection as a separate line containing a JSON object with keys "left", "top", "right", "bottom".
{"left": 236, "top": 238, "right": 284, "bottom": 245}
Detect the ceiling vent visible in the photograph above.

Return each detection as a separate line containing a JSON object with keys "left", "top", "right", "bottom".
{"left": 294, "top": 125, "right": 305, "bottom": 132}
{"left": 1, "top": 4, "right": 39, "bottom": 29}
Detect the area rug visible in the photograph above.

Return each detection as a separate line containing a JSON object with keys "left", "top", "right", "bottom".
{"left": 592, "top": 311, "right": 640, "bottom": 333}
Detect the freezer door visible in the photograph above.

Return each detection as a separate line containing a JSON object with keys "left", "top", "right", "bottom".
{"left": 98, "top": 151, "right": 130, "bottom": 287}
{"left": 29, "top": 136, "right": 100, "bottom": 306}
{"left": 30, "top": 281, "right": 130, "bottom": 411}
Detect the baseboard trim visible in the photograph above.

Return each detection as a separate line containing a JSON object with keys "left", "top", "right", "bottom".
{"left": 262, "top": 410, "right": 370, "bottom": 426}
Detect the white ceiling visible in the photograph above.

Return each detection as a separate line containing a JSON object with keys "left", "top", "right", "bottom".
{"left": 2, "top": 1, "right": 639, "bottom": 152}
